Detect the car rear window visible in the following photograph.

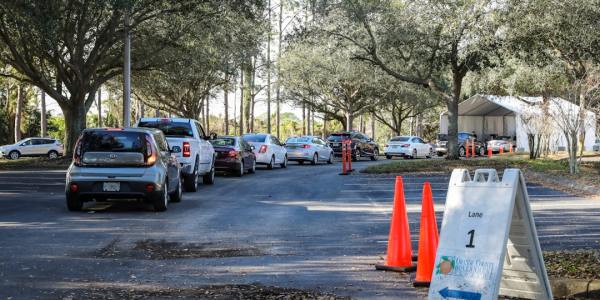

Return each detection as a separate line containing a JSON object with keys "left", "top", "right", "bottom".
{"left": 210, "top": 138, "right": 236, "bottom": 147}
{"left": 286, "top": 137, "right": 311, "bottom": 143}
{"left": 327, "top": 134, "right": 350, "bottom": 142}
{"left": 80, "top": 131, "right": 147, "bottom": 153}
{"left": 138, "top": 120, "right": 194, "bottom": 138}
{"left": 242, "top": 134, "right": 267, "bottom": 143}
{"left": 391, "top": 136, "right": 410, "bottom": 142}
{"left": 437, "top": 134, "right": 448, "bottom": 141}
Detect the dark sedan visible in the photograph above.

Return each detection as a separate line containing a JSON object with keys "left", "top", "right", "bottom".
{"left": 210, "top": 136, "right": 256, "bottom": 177}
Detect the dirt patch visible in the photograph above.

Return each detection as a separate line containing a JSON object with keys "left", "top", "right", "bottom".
{"left": 95, "top": 239, "right": 265, "bottom": 260}
{"left": 544, "top": 249, "right": 600, "bottom": 280}
{"left": 57, "top": 284, "right": 349, "bottom": 300}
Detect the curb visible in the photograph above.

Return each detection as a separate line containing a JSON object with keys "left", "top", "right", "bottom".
{"left": 551, "top": 278, "right": 600, "bottom": 298}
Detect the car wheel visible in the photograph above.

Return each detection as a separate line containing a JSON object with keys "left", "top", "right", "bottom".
{"left": 327, "top": 152, "right": 334, "bottom": 164}
{"left": 66, "top": 193, "right": 83, "bottom": 211}
{"left": 459, "top": 147, "right": 466, "bottom": 157}
{"left": 153, "top": 183, "right": 168, "bottom": 212}
{"left": 426, "top": 148, "right": 434, "bottom": 159}
{"left": 184, "top": 158, "right": 199, "bottom": 192}
{"left": 236, "top": 160, "right": 244, "bottom": 177}
{"left": 48, "top": 150, "right": 59, "bottom": 159}
{"left": 370, "top": 148, "right": 379, "bottom": 161}
{"left": 351, "top": 149, "right": 359, "bottom": 161}
{"left": 386, "top": 155, "right": 392, "bottom": 159}
{"left": 280, "top": 155, "right": 288, "bottom": 168}
{"left": 437, "top": 152, "right": 444, "bottom": 157}
{"left": 311, "top": 153, "right": 318, "bottom": 165}
{"left": 203, "top": 164, "right": 215, "bottom": 184}
{"left": 248, "top": 159, "right": 256, "bottom": 174}
{"left": 267, "top": 156, "right": 275, "bottom": 170}
{"left": 9, "top": 151, "right": 20, "bottom": 160}
{"left": 170, "top": 177, "right": 183, "bottom": 203}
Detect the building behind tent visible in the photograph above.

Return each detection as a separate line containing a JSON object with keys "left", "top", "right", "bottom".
{"left": 439, "top": 95, "right": 597, "bottom": 152}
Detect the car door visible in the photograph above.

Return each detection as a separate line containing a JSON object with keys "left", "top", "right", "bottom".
{"left": 239, "top": 139, "right": 250, "bottom": 169}
{"left": 270, "top": 136, "right": 282, "bottom": 163}
{"left": 30, "top": 139, "right": 45, "bottom": 155}
{"left": 18, "top": 139, "right": 34, "bottom": 155}
{"left": 194, "top": 121, "right": 212, "bottom": 172}
{"left": 314, "top": 138, "right": 325, "bottom": 159}
{"left": 155, "top": 132, "right": 178, "bottom": 192}
{"left": 415, "top": 138, "right": 426, "bottom": 156}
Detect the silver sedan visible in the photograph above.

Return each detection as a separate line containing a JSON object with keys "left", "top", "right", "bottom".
{"left": 285, "top": 136, "right": 334, "bottom": 165}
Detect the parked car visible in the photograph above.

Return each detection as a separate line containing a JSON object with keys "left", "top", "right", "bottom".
{"left": 65, "top": 128, "right": 182, "bottom": 212}
{"left": 326, "top": 131, "right": 379, "bottom": 161}
{"left": 136, "top": 118, "right": 215, "bottom": 192}
{"left": 384, "top": 136, "right": 433, "bottom": 159}
{"left": 242, "top": 133, "right": 287, "bottom": 169}
{"left": 487, "top": 136, "right": 516, "bottom": 153}
{"left": 435, "top": 132, "right": 486, "bottom": 157}
{"left": 593, "top": 139, "right": 600, "bottom": 152}
{"left": 285, "top": 136, "right": 334, "bottom": 165}
{"left": 210, "top": 136, "right": 256, "bottom": 176}
{"left": 0, "top": 137, "right": 64, "bottom": 159}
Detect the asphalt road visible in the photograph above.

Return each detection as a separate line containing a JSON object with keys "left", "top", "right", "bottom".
{"left": 0, "top": 158, "right": 599, "bottom": 299}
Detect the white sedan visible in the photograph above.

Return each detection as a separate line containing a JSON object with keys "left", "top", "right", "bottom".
{"left": 242, "top": 133, "right": 288, "bottom": 169}
{"left": 285, "top": 136, "right": 334, "bottom": 165}
{"left": 384, "top": 136, "right": 433, "bottom": 159}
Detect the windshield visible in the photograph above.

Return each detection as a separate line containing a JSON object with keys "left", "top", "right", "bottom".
{"left": 327, "top": 134, "right": 350, "bottom": 142}
{"left": 210, "top": 138, "right": 236, "bottom": 147}
{"left": 286, "top": 137, "right": 311, "bottom": 143}
{"left": 437, "top": 134, "right": 448, "bottom": 141}
{"left": 242, "top": 134, "right": 267, "bottom": 143}
{"left": 138, "top": 121, "right": 194, "bottom": 138}
{"left": 80, "top": 131, "right": 147, "bottom": 153}
{"left": 390, "top": 136, "right": 410, "bottom": 142}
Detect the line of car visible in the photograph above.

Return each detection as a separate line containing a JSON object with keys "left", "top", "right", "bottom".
{"left": 63, "top": 117, "right": 382, "bottom": 212}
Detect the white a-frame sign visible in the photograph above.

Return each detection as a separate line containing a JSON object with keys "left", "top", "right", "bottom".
{"left": 428, "top": 169, "right": 552, "bottom": 300}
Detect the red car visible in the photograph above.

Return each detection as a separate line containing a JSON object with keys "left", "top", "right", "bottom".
{"left": 210, "top": 136, "right": 256, "bottom": 177}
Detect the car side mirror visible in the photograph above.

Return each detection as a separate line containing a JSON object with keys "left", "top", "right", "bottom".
{"left": 250, "top": 146, "right": 255, "bottom": 150}
{"left": 209, "top": 132, "right": 218, "bottom": 140}
{"left": 281, "top": 143, "right": 286, "bottom": 147}
{"left": 170, "top": 146, "right": 181, "bottom": 154}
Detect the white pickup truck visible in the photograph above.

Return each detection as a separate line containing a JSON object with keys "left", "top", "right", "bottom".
{"left": 136, "top": 118, "right": 215, "bottom": 192}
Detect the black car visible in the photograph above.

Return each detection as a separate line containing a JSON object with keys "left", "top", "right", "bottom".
{"left": 435, "top": 132, "right": 486, "bottom": 157}
{"left": 210, "top": 136, "right": 256, "bottom": 177}
{"left": 326, "top": 131, "right": 379, "bottom": 161}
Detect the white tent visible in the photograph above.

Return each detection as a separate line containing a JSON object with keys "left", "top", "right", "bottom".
{"left": 439, "top": 95, "right": 597, "bottom": 152}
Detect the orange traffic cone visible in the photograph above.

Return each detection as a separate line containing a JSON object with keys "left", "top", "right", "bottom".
{"left": 413, "top": 182, "right": 439, "bottom": 287}
{"left": 375, "top": 176, "right": 416, "bottom": 272}
{"left": 499, "top": 146, "right": 504, "bottom": 154}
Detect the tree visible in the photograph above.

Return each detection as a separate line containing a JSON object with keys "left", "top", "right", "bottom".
{"left": 322, "top": 0, "right": 502, "bottom": 158}
{"left": 0, "top": 1, "right": 203, "bottom": 153}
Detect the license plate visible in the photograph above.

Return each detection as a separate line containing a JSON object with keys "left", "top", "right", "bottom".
{"left": 103, "top": 182, "right": 120, "bottom": 192}
{"left": 333, "top": 143, "right": 340, "bottom": 147}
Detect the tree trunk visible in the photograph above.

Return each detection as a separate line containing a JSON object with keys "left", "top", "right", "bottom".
{"left": 41, "top": 90, "right": 47, "bottom": 137}
{"left": 276, "top": 2, "right": 283, "bottom": 139}
{"left": 302, "top": 103, "right": 306, "bottom": 135}
{"left": 205, "top": 96, "right": 210, "bottom": 133}
{"left": 62, "top": 103, "right": 87, "bottom": 155}
{"left": 345, "top": 112, "right": 353, "bottom": 131}
{"left": 14, "top": 84, "right": 24, "bottom": 142}
{"left": 371, "top": 113, "right": 375, "bottom": 140}
{"left": 266, "top": 0, "right": 272, "bottom": 134}
{"left": 239, "top": 68, "right": 245, "bottom": 135}
{"left": 224, "top": 79, "right": 229, "bottom": 135}
{"left": 322, "top": 115, "right": 328, "bottom": 139}
{"left": 97, "top": 88, "right": 103, "bottom": 127}
{"left": 446, "top": 72, "right": 463, "bottom": 160}
{"left": 242, "top": 61, "right": 252, "bottom": 134}
{"left": 306, "top": 107, "right": 311, "bottom": 135}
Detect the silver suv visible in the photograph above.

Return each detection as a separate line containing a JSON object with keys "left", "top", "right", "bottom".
{"left": 66, "top": 128, "right": 182, "bottom": 212}
{"left": 0, "top": 137, "right": 64, "bottom": 159}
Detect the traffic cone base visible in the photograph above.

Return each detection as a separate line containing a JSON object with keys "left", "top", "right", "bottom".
{"left": 412, "top": 280, "right": 430, "bottom": 288}
{"left": 375, "top": 263, "right": 416, "bottom": 272}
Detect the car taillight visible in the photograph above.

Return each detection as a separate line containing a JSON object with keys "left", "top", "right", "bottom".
{"left": 73, "top": 137, "right": 82, "bottom": 166}
{"left": 301, "top": 144, "right": 310, "bottom": 149}
{"left": 259, "top": 145, "right": 268, "bottom": 153}
{"left": 401, "top": 144, "right": 410, "bottom": 148}
{"left": 183, "top": 142, "right": 191, "bottom": 157}
{"left": 69, "top": 183, "right": 78, "bottom": 193}
{"left": 145, "top": 136, "right": 157, "bottom": 166}
{"left": 384, "top": 144, "right": 389, "bottom": 147}
{"left": 228, "top": 150, "right": 238, "bottom": 157}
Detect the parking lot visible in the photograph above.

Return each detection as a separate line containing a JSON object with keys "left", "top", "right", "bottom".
{"left": 1, "top": 160, "right": 599, "bottom": 299}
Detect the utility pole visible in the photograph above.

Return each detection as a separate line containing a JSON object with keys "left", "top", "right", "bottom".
{"left": 122, "top": 10, "right": 131, "bottom": 128}
{"left": 41, "top": 90, "right": 47, "bottom": 137}
{"left": 97, "top": 87, "right": 102, "bottom": 127}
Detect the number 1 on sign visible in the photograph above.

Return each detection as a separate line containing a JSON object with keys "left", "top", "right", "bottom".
{"left": 466, "top": 230, "right": 475, "bottom": 248}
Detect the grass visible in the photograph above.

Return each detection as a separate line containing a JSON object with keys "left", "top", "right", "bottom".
{"left": 0, "top": 156, "right": 72, "bottom": 170}
{"left": 362, "top": 154, "right": 600, "bottom": 193}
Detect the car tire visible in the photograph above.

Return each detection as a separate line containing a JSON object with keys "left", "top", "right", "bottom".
{"left": 183, "top": 171, "right": 198, "bottom": 192}
{"left": 311, "top": 153, "right": 318, "bottom": 165}
{"left": 386, "top": 155, "right": 392, "bottom": 159}
{"left": 327, "top": 152, "right": 334, "bottom": 164}
{"left": 411, "top": 149, "right": 417, "bottom": 159}
{"left": 351, "top": 149, "right": 358, "bottom": 162}
{"left": 66, "top": 194, "right": 83, "bottom": 211}
{"left": 248, "top": 159, "right": 256, "bottom": 174}
{"left": 236, "top": 160, "right": 244, "bottom": 177}
{"left": 426, "top": 148, "right": 433, "bottom": 159}
{"left": 203, "top": 164, "right": 215, "bottom": 184}
{"left": 169, "top": 177, "right": 183, "bottom": 203}
{"left": 48, "top": 150, "right": 59, "bottom": 159}
{"left": 9, "top": 151, "right": 20, "bottom": 160}
{"left": 153, "top": 183, "right": 168, "bottom": 212}
{"left": 459, "top": 147, "right": 466, "bottom": 157}
{"left": 370, "top": 148, "right": 379, "bottom": 161}
{"left": 437, "top": 152, "right": 444, "bottom": 157}
{"left": 280, "top": 155, "right": 288, "bottom": 168}
{"left": 267, "top": 156, "right": 275, "bottom": 170}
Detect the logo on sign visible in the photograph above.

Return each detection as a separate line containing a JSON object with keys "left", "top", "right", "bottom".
{"left": 435, "top": 256, "right": 495, "bottom": 280}
{"left": 436, "top": 256, "right": 455, "bottom": 275}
